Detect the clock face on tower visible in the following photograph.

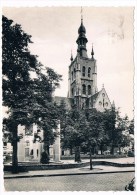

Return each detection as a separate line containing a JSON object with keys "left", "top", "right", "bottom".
{"left": 102, "top": 93, "right": 105, "bottom": 97}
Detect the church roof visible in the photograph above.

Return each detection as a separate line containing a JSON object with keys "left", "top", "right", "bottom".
{"left": 89, "top": 88, "right": 112, "bottom": 110}
{"left": 90, "top": 91, "right": 100, "bottom": 102}
{"left": 89, "top": 91, "right": 100, "bottom": 107}
{"left": 53, "top": 96, "right": 72, "bottom": 109}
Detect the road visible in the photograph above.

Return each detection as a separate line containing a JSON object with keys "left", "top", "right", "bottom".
{"left": 4, "top": 172, "right": 134, "bottom": 191}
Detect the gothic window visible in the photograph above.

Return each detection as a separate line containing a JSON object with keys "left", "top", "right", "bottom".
{"left": 72, "top": 71, "right": 73, "bottom": 80}
{"left": 30, "top": 149, "right": 33, "bottom": 155}
{"left": 72, "top": 88, "right": 74, "bottom": 96}
{"left": 86, "top": 99, "right": 89, "bottom": 107}
{"left": 103, "top": 98, "right": 105, "bottom": 107}
{"left": 74, "top": 68, "right": 76, "bottom": 79}
{"left": 88, "top": 85, "right": 91, "bottom": 95}
{"left": 82, "top": 66, "right": 86, "bottom": 77}
{"left": 82, "top": 84, "right": 86, "bottom": 94}
{"left": 102, "top": 93, "right": 105, "bottom": 97}
{"left": 88, "top": 67, "right": 91, "bottom": 77}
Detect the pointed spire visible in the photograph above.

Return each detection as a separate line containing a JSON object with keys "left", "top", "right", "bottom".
{"left": 76, "top": 7, "right": 88, "bottom": 58}
{"left": 91, "top": 43, "right": 94, "bottom": 59}
{"left": 112, "top": 100, "right": 115, "bottom": 108}
{"left": 102, "top": 83, "right": 104, "bottom": 89}
{"left": 70, "top": 50, "right": 73, "bottom": 61}
{"left": 81, "top": 7, "right": 83, "bottom": 23}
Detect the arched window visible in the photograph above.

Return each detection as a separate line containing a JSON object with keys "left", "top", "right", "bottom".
{"left": 88, "top": 67, "right": 91, "bottom": 77}
{"left": 82, "top": 66, "right": 86, "bottom": 77}
{"left": 71, "top": 88, "right": 74, "bottom": 96}
{"left": 103, "top": 98, "right": 105, "bottom": 107}
{"left": 72, "top": 71, "right": 73, "bottom": 80}
{"left": 88, "top": 85, "right": 91, "bottom": 95}
{"left": 30, "top": 149, "right": 33, "bottom": 155}
{"left": 74, "top": 68, "right": 76, "bottom": 79}
{"left": 82, "top": 84, "right": 86, "bottom": 94}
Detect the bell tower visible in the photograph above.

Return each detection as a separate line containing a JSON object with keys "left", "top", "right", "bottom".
{"left": 76, "top": 15, "right": 88, "bottom": 58}
{"left": 68, "top": 12, "right": 98, "bottom": 109}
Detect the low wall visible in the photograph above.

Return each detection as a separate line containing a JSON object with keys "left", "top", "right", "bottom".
{"left": 4, "top": 161, "right": 90, "bottom": 172}
{"left": 4, "top": 160, "right": 134, "bottom": 172}
{"left": 61, "top": 154, "right": 127, "bottom": 160}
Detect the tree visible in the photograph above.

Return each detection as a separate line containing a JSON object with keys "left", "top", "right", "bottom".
{"left": 103, "top": 107, "right": 117, "bottom": 155}
{"left": 115, "top": 115, "right": 130, "bottom": 153}
{"left": 61, "top": 108, "right": 86, "bottom": 162}
{"left": 103, "top": 107, "right": 132, "bottom": 155}
{"left": 2, "top": 15, "right": 39, "bottom": 173}
{"left": 28, "top": 70, "right": 62, "bottom": 154}
{"left": 2, "top": 16, "right": 62, "bottom": 173}
{"left": 82, "top": 109, "right": 105, "bottom": 169}
{"left": 129, "top": 119, "right": 134, "bottom": 135}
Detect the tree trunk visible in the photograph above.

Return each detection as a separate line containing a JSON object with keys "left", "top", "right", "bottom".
{"left": 110, "top": 145, "right": 114, "bottom": 155}
{"left": 75, "top": 146, "right": 81, "bottom": 162}
{"left": 12, "top": 126, "right": 18, "bottom": 174}
{"left": 43, "top": 131, "right": 50, "bottom": 155}
{"left": 43, "top": 143, "right": 49, "bottom": 154}
{"left": 70, "top": 147, "right": 73, "bottom": 155}
{"left": 93, "top": 146, "right": 96, "bottom": 155}
{"left": 100, "top": 145, "right": 103, "bottom": 155}
{"left": 119, "top": 147, "right": 121, "bottom": 155}
{"left": 47, "top": 145, "right": 50, "bottom": 155}
{"left": 89, "top": 146, "right": 93, "bottom": 170}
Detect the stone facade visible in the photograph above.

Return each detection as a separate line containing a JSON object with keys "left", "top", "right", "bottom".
{"left": 55, "top": 17, "right": 112, "bottom": 112}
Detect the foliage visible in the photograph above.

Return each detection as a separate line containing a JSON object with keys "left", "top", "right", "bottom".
{"left": 60, "top": 108, "right": 87, "bottom": 162}
{"left": 60, "top": 104, "right": 132, "bottom": 166}
{"left": 2, "top": 15, "right": 61, "bottom": 173}
{"left": 83, "top": 109, "right": 105, "bottom": 149}
{"left": 129, "top": 119, "right": 134, "bottom": 135}
{"left": 102, "top": 108, "right": 133, "bottom": 154}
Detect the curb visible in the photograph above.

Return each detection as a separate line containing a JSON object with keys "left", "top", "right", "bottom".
{"left": 4, "top": 161, "right": 135, "bottom": 172}
{"left": 4, "top": 170, "right": 135, "bottom": 179}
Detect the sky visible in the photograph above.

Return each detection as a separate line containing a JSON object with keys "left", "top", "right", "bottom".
{"left": 2, "top": 6, "right": 134, "bottom": 119}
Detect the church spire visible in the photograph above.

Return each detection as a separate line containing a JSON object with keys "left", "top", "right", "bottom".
{"left": 81, "top": 6, "right": 83, "bottom": 24}
{"left": 112, "top": 100, "right": 115, "bottom": 108}
{"left": 76, "top": 7, "right": 88, "bottom": 58}
{"left": 91, "top": 44, "right": 94, "bottom": 59}
{"left": 70, "top": 50, "right": 73, "bottom": 62}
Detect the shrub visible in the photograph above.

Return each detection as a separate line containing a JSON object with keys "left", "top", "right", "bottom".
{"left": 40, "top": 151, "right": 50, "bottom": 164}
{"left": 127, "top": 150, "right": 134, "bottom": 157}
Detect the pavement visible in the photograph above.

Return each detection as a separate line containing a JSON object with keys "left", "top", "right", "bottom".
{"left": 4, "top": 157, "right": 135, "bottom": 179}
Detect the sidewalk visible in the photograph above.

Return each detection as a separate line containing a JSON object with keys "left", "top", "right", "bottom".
{"left": 4, "top": 158, "right": 135, "bottom": 179}
{"left": 62, "top": 157, "right": 135, "bottom": 164}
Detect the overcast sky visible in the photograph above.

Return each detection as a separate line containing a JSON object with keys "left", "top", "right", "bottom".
{"left": 3, "top": 7, "right": 134, "bottom": 119}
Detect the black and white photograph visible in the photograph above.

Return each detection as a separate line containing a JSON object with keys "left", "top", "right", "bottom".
{"left": 1, "top": 0, "right": 136, "bottom": 193}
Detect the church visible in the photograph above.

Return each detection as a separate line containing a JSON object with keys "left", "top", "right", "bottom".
{"left": 4, "top": 13, "right": 113, "bottom": 163}
{"left": 54, "top": 16, "right": 112, "bottom": 112}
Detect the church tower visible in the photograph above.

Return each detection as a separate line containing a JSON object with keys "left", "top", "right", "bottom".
{"left": 68, "top": 15, "right": 98, "bottom": 109}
